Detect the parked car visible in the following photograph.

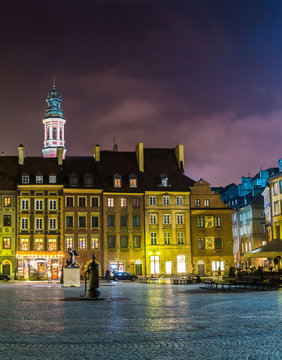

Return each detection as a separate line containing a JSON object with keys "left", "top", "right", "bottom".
{"left": 112, "top": 272, "right": 138, "bottom": 281}
{"left": 0, "top": 273, "right": 11, "bottom": 282}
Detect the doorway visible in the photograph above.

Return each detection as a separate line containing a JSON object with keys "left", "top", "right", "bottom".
{"left": 198, "top": 261, "right": 205, "bottom": 276}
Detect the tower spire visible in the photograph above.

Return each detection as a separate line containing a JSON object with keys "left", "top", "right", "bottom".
{"left": 42, "top": 82, "right": 66, "bottom": 159}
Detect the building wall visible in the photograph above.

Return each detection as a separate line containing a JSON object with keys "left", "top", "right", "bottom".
{"left": 145, "top": 191, "right": 191, "bottom": 276}
{"left": 191, "top": 180, "right": 233, "bottom": 276}
{"left": 63, "top": 189, "right": 103, "bottom": 276}
{"left": 0, "top": 191, "right": 17, "bottom": 278}
{"left": 103, "top": 193, "right": 145, "bottom": 276}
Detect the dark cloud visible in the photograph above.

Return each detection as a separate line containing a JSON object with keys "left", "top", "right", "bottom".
{"left": 0, "top": 1, "right": 282, "bottom": 186}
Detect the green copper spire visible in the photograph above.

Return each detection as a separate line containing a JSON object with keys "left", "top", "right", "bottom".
{"left": 44, "top": 79, "right": 64, "bottom": 119}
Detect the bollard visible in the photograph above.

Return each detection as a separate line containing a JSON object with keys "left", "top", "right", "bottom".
{"left": 88, "top": 253, "right": 100, "bottom": 299}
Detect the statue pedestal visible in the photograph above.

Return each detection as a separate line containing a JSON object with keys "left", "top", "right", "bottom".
{"left": 63, "top": 267, "right": 80, "bottom": 287}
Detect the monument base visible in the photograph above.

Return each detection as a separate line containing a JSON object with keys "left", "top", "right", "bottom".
{"left": 63, "top": 267, "right": 80, "bottom": 287}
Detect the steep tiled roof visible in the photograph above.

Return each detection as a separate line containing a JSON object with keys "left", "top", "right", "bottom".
{"left": 0, "top": 156, "right": 19, "bottom": 189}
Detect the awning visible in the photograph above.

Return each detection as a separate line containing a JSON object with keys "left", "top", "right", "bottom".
{"left": 244, "top": 239, "right": 282, "bottom": 258}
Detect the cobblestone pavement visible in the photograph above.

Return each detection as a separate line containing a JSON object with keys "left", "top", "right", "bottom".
{"left": 0, "top": 282, "right": 281, "bottom": 360}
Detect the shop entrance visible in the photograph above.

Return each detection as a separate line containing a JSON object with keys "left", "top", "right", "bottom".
{"left": 2, "top": 262, "right": 10, "bottom": 276}
{"left": 135, "top": 260, "right": 142, "bottom": 276}
{"left": 198, "top": 261, "right": 205, "bottom": 276}
{"left": 109, "top": 261, "right": 124, "bottom": 273}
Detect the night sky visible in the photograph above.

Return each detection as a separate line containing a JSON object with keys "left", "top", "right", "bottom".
{"left": 1, "top": 0, "right": 282, "bottom": 186}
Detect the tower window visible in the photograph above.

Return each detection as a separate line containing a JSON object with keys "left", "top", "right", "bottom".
{"left": 53, "top": 127, "right": 57, "bottom": 139}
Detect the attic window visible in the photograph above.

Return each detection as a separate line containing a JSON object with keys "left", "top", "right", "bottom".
{"left": 70, "top": 173, "right": 78, "bottom": 186}
{"left": 113, "top": 174, "right": 122, "bottom": 188}
{"left": 36, "top": 176, "right": 43, "bottom": 184}
{"left": 129, "top": 174, "right": 137, "bottom": 188}
{"left": 84, "top": 174, "right": 93, "bottom": 187}
{"left": 49, "top": 175, "right": 56, "bottom": 184}
{"left": 160, "top": 174, "right": 168, "bottom": 187}
{"left": 22, "top": 175, "right": 29, "bottom": 184}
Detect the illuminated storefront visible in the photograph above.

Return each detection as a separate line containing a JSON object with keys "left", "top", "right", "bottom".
{"left": 16, "top": 252, "right": 64, "bottom": 280}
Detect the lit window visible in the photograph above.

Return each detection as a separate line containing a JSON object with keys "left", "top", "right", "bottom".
{"left": 34, "top": 239, "right": 43, "bottom": 251}
{"left": 65, "top": 237, "right": 73, "bottom": 250}
{"left": 212, "top": 261, "right": 224, "bottom": 272}
{"left": 129, "top": 175, "right": 137, "bottom": 188}
{"left": 3, "top": 237, "right": 11, "bottom": 249}
{"left": 204, "top": 199, "right": 210, "bottom": 207}
{"left": 108, "top": 198, "right": 114, "bottom": 207}
{"left": 274, "top": 201, "right": 279, "bottom": 216}
{"left": 176, "top": 214, "right": 184, "bottom": 225}
{"left": 49, "top": 175, "right": 56, "bottom": 184}
{"left": 176, "top": 196, "right": 183, "bottom": 205}
{"left": 49, "top": 218, "right": 57, "bottom": 230}
{"left": 3, "top": 197, "right": 11, "bottom": 207}
{"left": 91, "top": 236, "right": 99, "bottom": 249}
{"left": 35, "top": 218, "right": 43, "bottom": 230}
{"left": 20, "top": 238, "right": 29, "bottom": 250}
{"left": 194, "top": 199, "right": 200, "bottom": 207}
{"left": 22, "top": 176, "right": 29, "bottom": 184}
{"left": 163, "top": 214, "right": 171, "bottom": 224}
{"left": 149, "top": 196, "right": 156, "bottom": 205}
{"left": 197, "top": 217, "right": 204, "bottom": 228}
{"left": 150, "top": 232, "right": 157, "bottom": 245}
{"left": 79, "top": 237, "right": 87, "bottom": 250}
{"left": 48, "top": 239, "right": 57, "bottom": 251}
{"left": 163, "top": 196, "right": 169, "bottom": 205}
{"left": 274, "top": 182, "right": 278, "bottom": 195}
{"left": 161, "top": 174, "right": 168, "bottom": 187}
{"left": 150, "top": 214, "right": 157, "bottom": 225}
{"left": 150, "top": 255, "right": 160, "bottom": 274}
{"left": 214, "top": 217, "right": 221, "bottom": 228}
{"left": 113, "top": 174, "right": 122, "bottom": 188}
{"left": 36, "top": 176, "right": 43, "bottom": 184}
{"left": 120, "top": 198, "right": 127, "bottom": 207}
{"left": 177, "top": 255, "right": 186, "bottom": 273}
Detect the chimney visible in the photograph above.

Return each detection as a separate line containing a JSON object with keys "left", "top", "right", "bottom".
{"left": 94, "top": 145, "right": 100, "bottom": 162}
{"left": 136, "top": 142, "right": 144, "bottom": 172}
{"left": 18, "top": 144, "right": 25, "bottom": 165}
{"left": 175, "top": 144, "right": 184, "bottom": 173}
{"left": 57, "top": 147, "right": 64, "bottom": 165}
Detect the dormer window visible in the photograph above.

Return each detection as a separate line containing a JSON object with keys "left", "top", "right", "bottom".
{"left": 160, "top": 174, "right": 168, "bottom": 187}
{"left": 129, "top": 174, "right": 137, "bottom": 188}
{"left": 22, "top": 175, "right": 29, "bottom": 184}
{"left": 113, "top": 174, "right": 122, "bottom": 188}
{"left": 84, "top": 173, "right": 93, "bottom": 187}
{"left": 70, "top": 173, "right": 78, "bottom": 187}
{"left": 36, "top": 176, "right": 43, "bottom": 184}
{"left": 49, "top": 175, "right": 56, "bottom": 184}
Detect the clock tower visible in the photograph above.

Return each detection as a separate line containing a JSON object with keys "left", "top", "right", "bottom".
{"left": 42, "top": 81, "right": 66, "bottom": 158}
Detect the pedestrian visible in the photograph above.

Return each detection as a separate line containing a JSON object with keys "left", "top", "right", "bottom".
{"left": 105, "top": 268, "right": 111, "bottom": 283}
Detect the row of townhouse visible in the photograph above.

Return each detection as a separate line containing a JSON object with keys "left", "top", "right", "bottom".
{"left": 0, "top": 143, "right": 234, "bottom": 280}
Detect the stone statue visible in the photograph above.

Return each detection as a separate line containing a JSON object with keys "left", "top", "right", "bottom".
{"left": 66, "top": 247, "right": 79, "bottom": 268}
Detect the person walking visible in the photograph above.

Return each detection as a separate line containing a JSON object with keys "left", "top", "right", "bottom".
{"left": 105, "top": 268, "right": 111, "bottom": 283}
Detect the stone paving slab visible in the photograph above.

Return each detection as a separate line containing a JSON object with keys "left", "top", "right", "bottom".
{"left": 0, "top": 282, "right": 281, "bottom": 359}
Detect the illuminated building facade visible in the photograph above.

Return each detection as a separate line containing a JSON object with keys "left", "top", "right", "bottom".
{"left": 191, "top": 179, "right": 233, "bottom": 276}
{"left": 16, "top": 150, "right": 64, "bottom": 280}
